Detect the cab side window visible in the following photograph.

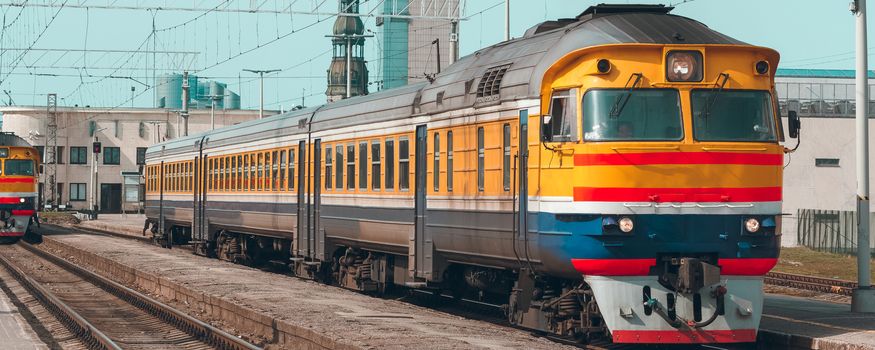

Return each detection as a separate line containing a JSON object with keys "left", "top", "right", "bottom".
{"left": 542, "top": 89, "right": 579, "bottom": 142}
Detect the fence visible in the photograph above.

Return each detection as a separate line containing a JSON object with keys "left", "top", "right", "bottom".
{"left": 796, "top": 209, "right": 875, "bottom": 255}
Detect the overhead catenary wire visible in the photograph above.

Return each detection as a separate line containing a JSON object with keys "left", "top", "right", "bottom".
{"left": 0, "top": 0, "right": 69, "bottom": 86}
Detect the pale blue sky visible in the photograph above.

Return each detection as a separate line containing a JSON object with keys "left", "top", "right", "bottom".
{"left": 0, "top": 0, "right": 865, "bottom": 109}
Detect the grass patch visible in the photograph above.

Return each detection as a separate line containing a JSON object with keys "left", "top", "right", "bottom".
{"left": 38, "top": 211, "right": 80, "bottom": 225}
{"left": 774, "top": 246, "right": 875, "bottom": 282}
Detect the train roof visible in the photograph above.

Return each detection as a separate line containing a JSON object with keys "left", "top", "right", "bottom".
{"left": 0, "top": 132, "right": 33, "bottom": 148}
{"left": 149, "top": 4, "right": 748, "bottom": 157}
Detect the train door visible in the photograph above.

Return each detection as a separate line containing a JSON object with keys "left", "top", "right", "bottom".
{"left": 517, "top": 110, "right": 530, "bottom": 255}
{"left": 413, "top": 125, "right": 433, "bottom": 280}
{"left": 192, "top": 150, "right": 209, "bottom": 255}
{"left": 157, "top": 160, "right": 165, "bottom": 242}
{"left": 295, "top": 141, "right": 307, "bottom": 257}
{"left": 312, "top": 139, "right": 323, "bottom": 260}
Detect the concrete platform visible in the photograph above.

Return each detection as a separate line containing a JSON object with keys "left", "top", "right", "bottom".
{"left": 760, "top": 294, "right": 875, "bottom": 349}
{"left": 0, "top": 282, "right": 48, "bottom": 350}
{"left": 76, "top": 213, "right": 149, "bottom": 237}
{"left": 69, "top": 214, "right": 875, "bottom": 349}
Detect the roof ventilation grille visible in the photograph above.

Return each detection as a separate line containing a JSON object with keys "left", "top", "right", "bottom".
{"left": 476, "top": 64, "right": 510, "bottom": 103}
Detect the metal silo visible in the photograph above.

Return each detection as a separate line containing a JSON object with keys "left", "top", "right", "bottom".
{"left": 210, "top": 81, "right": 226, "bottom": 109}
{"left": 223, "top": 91, "right": 241, "bottom": 110}
{"left": 156, "top": 73, "right": 183, "bottom": 109}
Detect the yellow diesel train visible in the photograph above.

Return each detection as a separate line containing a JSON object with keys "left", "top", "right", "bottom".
{"left": 145, "top": 4, "right": 799, "bottom": 344}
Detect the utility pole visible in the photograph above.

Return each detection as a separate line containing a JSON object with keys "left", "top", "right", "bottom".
{"left": 347, "top": 37, "right": 352, "bottom": 98}
{"left": 209, "top": 95, "right": 223, "bottom": 130}
{"left": 852, "top": 0, "right": 875, "bottom": 313}
{"left": 504, "top": 0, "right": 510, "bottom": 41}
{"left": 243, "top": 68, "right": 281, "bottom": 119}
{"left": 44, "top": 93, "right": 57, "bottom": 211}
{"left": 433, "top": 39, "right": 442, "bottom": 74}
{"left": 181, "top": 71, "right": 190, "bottom": 136}
{"left": 130, "top": 86, "right": 135, "bottom": 108}
{"left": 449, "top": 20, "right": 459, "bottom": 65}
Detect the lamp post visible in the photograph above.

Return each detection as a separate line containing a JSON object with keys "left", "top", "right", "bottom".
{"left": 242, "top": 69, "right": 281, "bottom": 119}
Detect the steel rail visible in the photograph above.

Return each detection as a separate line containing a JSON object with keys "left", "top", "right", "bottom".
{"left": 0, "top": 251, "right": 121, "bottom": 350}
{"left": 11, "top": 241, "right": 261, "bottom": 350}
{"left": 765, "top": 272, "right": 857, "bottom": 296}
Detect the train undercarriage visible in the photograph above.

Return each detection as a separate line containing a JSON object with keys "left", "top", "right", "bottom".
{"left": 149, "top": 222, "right": 608, "bottom": 342}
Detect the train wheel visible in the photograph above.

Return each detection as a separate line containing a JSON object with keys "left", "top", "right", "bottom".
{"left": 0, "top": 237, "right": 20, "bottom": 245}
{"left": 23, "top": 228, "right": 41, "bottom": 244}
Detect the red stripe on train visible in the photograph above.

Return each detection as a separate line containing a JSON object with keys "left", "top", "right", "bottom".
{"left": 572, "top": 258, "right": 656, "bottom": 276}
{"left": 573, "top": 152, "right": 783, "bottom": 166}
{"left": 0, "top": 197, "right": 22, "bottom": 204}
{"left": 572, "top": 187, "right": 782, "bottom": 202}
{"left": 612, "top": 329, "right": 756, "bottom": 344}
{"left": 0, "top": 178, "right": 35, "bottom": 183}
{"left": 0, "top": 232, "right": 23, "bottom": 237}
{"left": 11, "top": 210, "right": 33, "bottom": 216}
{"left": 572, "top": 258, "right": 778, "bottom": 276}
{"left": 719, "top": 258, "right": 778, "bottom": 276}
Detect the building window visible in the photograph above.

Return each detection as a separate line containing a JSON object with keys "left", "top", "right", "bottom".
{"left": 336, "top": 145, "right": 344, "bottom": 190}
{"left": 70, "top": 183, "right": 86, "bottom": 201}
{"left": 478, "top": 126, "right": 485, "bottom": 192}
{"left": 385, "top": 139, "right": 394, "bottom": 191}
{"left": 503, "top": 123, "right": 511, "bottom": 191}
{"left": 815, "top": 158, "right": 840, "bottom": 167}
{"left": 359, "top": 141, "right": 368, "bottom": 190}
{"left": 70, "top": 147, "right": 87, "bottom": 164}
{"left": 136, "top": 147, "right": 147, "bottom": 165}
{"left": 56, "top": 146, "right": 64, "bottom": 164}
{"left": 371, "top": 141, "right": 381, "bottom": 190}
{"left": 399, "top": 137, "right": 409, "bottom": 191}
{"left": 325, "top": 146, "right": 333, "bottom": 190}
{"left": 447, "top": 131, "right": 453, "bottom": 192}
{"left": 103, "top": 147, "right": 120, "bottom": 165}
{"left": 347, "top": 144, "right": 355, "bottom": 190}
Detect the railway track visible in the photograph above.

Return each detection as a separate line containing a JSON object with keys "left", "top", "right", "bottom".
{"left": 764, "top": 272, "right": 857, "bottom": 296}
{"left": 50, "top": 225, "right": 755, "bottom": 349}
{"left": 0, "top": 241, "right": 261, "bottom": 350}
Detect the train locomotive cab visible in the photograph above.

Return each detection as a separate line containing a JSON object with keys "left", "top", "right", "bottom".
{"left": 526, "top": 29, "right": 786, "bottom": 344}
{"left": 0, "top": 133, "right": 39, "bottom": 244}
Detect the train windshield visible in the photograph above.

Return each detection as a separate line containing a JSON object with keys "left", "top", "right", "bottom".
{"left": 691, "top": 90, "right": 777, "bottom": 142}
{"left": 583, "top": 89, "right": 682, "bottom": 141}
{"left": 5, "top": 159, "right": 34, "bottom": 176}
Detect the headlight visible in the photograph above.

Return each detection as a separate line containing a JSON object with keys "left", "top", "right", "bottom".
{"left": 18, "top": 198, "right": 24, "bottom": 203}
{"left": 666, "top": 50, "right": 703, "bottom": 82}
{"left": 745, "top": 218, "right": 760, "bottom": 233}
{"left": 619, "top": 217, "right": 634, "bottom": 233}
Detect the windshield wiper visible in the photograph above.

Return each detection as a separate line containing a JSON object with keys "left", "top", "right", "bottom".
{"left": 609, "top": 73, "right": 643, "bottom": 118}
{"left": 703, "top": 73, "right": 730, "bottom": 118}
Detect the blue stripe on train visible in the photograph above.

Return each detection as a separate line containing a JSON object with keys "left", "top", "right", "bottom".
{"left": 533, "top": 212, "right": 781, "bottom": 276}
